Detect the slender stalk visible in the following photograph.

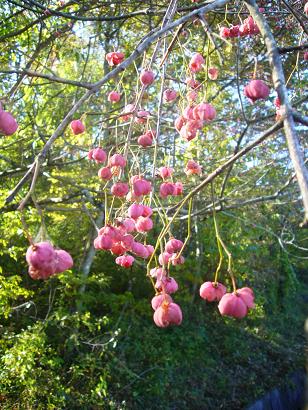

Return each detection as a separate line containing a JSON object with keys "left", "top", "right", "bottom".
{"left": 176, "top": 197, "right": 192, "bottom": 259}
{"left": 211, "top": 183, "right": 236, "bottom": 291}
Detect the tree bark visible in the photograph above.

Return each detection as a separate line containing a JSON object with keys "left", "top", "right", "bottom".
{"left": 245, "top": 0, "right": 308, "bottom": 227}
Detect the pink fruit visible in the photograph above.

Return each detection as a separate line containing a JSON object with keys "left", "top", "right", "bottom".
{"left": 170, "top": 254, "right": 185, "bottom": 266}
{"left": 236, "top": 287, "right": 255, "bottom": 309}
{"left": 180, "top": 120, "right": 202, "bottom": 141}
{"left": 274, "top": 97, "right": 281, "bottom": 108}
{"left": 142, "top": 205, "right": 153, "bottom": 217}
{"left": 145, "top": 244, "right": 154, "bottom": 257}
{"left": 189, "top": 53, "right": 205, "bottom": 73}
{"left": 27, "top": 266, "right": 41, "bottom": 280}
{"left": 239, "top": 16, "right": 259, "bottom": 36}
{"left": 110, "top": 243, "right": 126, "bottom": 256}
{"left": 160, "top": 182, "right": 175, "bottom": 198}
{"left": 138, "top": 133, "right": 153, "bottom": 147}
{"left": 187, "top": 90, "right": 198, "bottom": 102}
{"left": 304, "top": 52, "right": 308, "bottom": 61}
{"left": 120, "top": 103, "right": 135, "bottom": 121}
{"left": 220, "top": 27, "right": 230, "bottom": 38}
{"left": 135, "top": 110, "right": 150, "bottom": 124}
{"left": 145, "top": 129, "right": 156, "bottom": 139}
{"left": 158, "top": 251, "right": 172, "bottom": 265}
{"left": 0, "top": 111, "right": 18, "bottom": 136}
{"left": 193, "top": 102, "right": 216, "bottom": 121}
{"left": 174, "top": 116, "right": 186, "bottom": 132}
{"left": 108, "top": 91, "right": 121, "bottom": 103}
{"left": 126, "top": 191, "right": 139, "bottom": 202}
{"left": 173, "top": 182, "right": 183, "bottom": 196}
{"left": 165, "top": 239, "right": 183, "bottom": 254}
{"left": 163, "top": 89, "right": 177, "bottom": 102}
{"left": 131, "top": 241, "right": 148, "bottom": 258}
{"left": 199, "top": 281, "right": 226, "bottom": 302}
{"left": 150, "top": 267, "right": 165, "bottom": 279}
{"left": 132, "top": 177, "right": 152, "bottom": 197}
{"left": 218, "top": 293, "right": 248, "bottom": 318}
{"left": 88, "top": 149, "right": 94, "bottom": 160}
{"left": 116, "top": 222, "right": 127, "bottom": 235}
{"left": 208, "top": 67, "right": 219, "bottom": 80}
{"left": 305, "top": 2, "right": 308, "bottom": 15}
{"left": 99, "top": 225, "right": 117, "bottom": 238}
{"left": 54, "top": 249, "right": 73, "bottom": 273}
{"left": 185, "top": 159, "right": 202, "bottom": 176}
{"left": 70, "top": 119, "right": 85, "bottom": 135}
{"left": 229, "top": 25, "right": 240, "bottom": 37}
{"left": 106, "top": 51, "right": 125, "bottom": 66}
{"left": 159, "top": 166, "right": 173, "bottom": 180}
{"left": 183, "top": 105, "right": 195, "bottom": 120}
{"left": 221, "top": 25, "right": 241, "bottom": 38}
{"left": 122, "top": 218, "right": 136, "bottom": 232}
{"left": 151, "top": 294, "right": 173, "bottom": 310}
{"left": 111, "top": 182, "right": 129, "bottom": 197}
{"left": 153, "top": 302, "right": 182, "bottom": 327}
{"left": 244, "top": 79, "right": 270, "bottom": 103}
{"left": 186, "top": 78, "right": 201, "bottom": 89}
{"left": 113, "top": 227, "right": 125, "bottom": 242}
{"left": 115, "top": 254, "right": 134, "bottom": 268}
{"left": 128, "top": 203, "right": 144, "bottom": 219}
{"left": 140, "top": 70, "right": 155, "bottom": 86}
{"left": 180, "top": 124, "right": 196, "bottom": 141}
{"left": 109, "top": 154, "right": 126, "bottom": 168}
{"left": 94, "top": 234, "right": 113, "bottom": 250}
{"left": 92, "top": 147, "right": 107, "bottom": 163}
{"left": 98, "top": 166, "right": 112, "bottom": 180}
{"left": 161, "top": 276, "right": 179, "bottom": 294}
{"left": 26, "top": 242, "right": 56, "bottom": 272}
{"left": 28, "top": 265, "right": 55, "bottom": 280}
{"left": 135, "top": 217, "right": 153, "bottom": 232}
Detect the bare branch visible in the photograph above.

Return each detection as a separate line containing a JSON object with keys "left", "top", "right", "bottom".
{"left": 279, "top": 43, "right": 308, "bottom": 54}
{"left": 168, "top": 120, "right": 284, "bottom": 213}
{"left": 0, "top": 69, "right": 93, "bottom": 89}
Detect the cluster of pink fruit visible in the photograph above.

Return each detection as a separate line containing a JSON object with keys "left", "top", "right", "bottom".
{"left": 93, "top": 206, "right": 155, "bottom": 268}
{"left": 152, "top": 297, "right": 182, "bottom": 328}
{"left": 171, "top": 53, "right": 218, "bottom": 142}
{"left": 72, "top": 47, "right": 258, "bottom": 328}
{"left": 158, "top": 166, "right": 183, "bottom": 198}
{"left": 183, "top": 38, "right": 272, "bottom": 107}
{"left": 220, "top": 16, "right": 260, "bottom": 38}
{"left": 0, "top": 104, "right": 18, "bottom": 136}
{"left": 87, "top": 144, "right": 197, "bottom": 202}
{"left": 88, "top": 149, "right": 127, "bottom": 184}
{"left": 150, "top": 238, "right": 185, "bottom": 327}
{"left": 185, "top": 160, "right": 202, "bottom": 176}
{"left": 200, "top": 282, "right": 255, "bottom": 319}
{"left": 26, "top": 241, "right": 73, "bottom": 280}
